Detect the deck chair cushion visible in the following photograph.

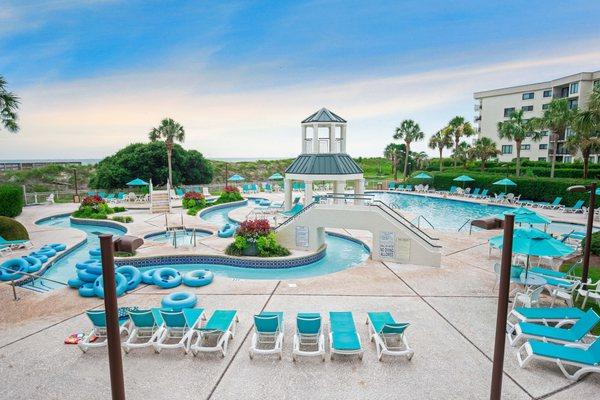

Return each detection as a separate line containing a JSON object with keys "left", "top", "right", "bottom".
{"left": 529, "top": 340, "right": 599, "bottom": 365}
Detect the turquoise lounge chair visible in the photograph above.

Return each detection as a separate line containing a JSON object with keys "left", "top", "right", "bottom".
{"left": 153, "top": 308, "right": 204, "bottom": 354}
{"left": 189, "top": 309, "right": 238, "bottom": 357}
{"left": 264, "top": 183, "right": 272, "bottom": 193}
{"left": 507, "top": 307, "right": 586, "bottom": 333}
{"left": 105, "top": 193, "right": 115, "bottom": 201}
{"left": 517, "top": 337, "right": 600, "bottom": 381}
{"left": 387, "top": 182, "right": 396, "bottom": 190}
{"left": 98, "top": 191, "right": 107, "bottom": 198}
{"left": 468, "top": 188, "right": 481, "bottom": 197}
{"left": 404, "top": 184, "right": 413, "bottom": 191}
{"left": 116, "top": 192, "right": 126, "bottom": 200}
{"left": 86, "top": 191, "right": 96, "bottom": 196}
{"left": 175, "top": 188, "right": 185, "bottom": 197}
{"left": 0, "top": 235, "right": 32, "bottom": 249}
{"left": 78, "top": 309, "right": 130, "bottom": 353}
{"left": 329, "top": 311, "right": 363, "bottom": 360}
{"left": 508, "top": 309, "right": 600, "bottom": 347}
{"left": 366, "top": 312, "right": 413, "bottom": 361}
{"left": 537, "top": 197, "right": 563, "bottom": 209}
{"left": 563, "top": 199, "right": 585, "bottom": 213}
{"left": 395, "top": 184, "right": 404, "bottom": 191}
{"left": 281, "top": 203, "right": 303, "bottom": 218}
{"left": 472, "top": 188, "right": 489, "bottom": 199}
{"left": 122, "top": 308, "right": 165, "bottom": 353}
{"left": 249, "top": 311, "right": 284, "bottom": 359}
{"left": 292, "top": 313, "right": 325, "bottom": 361}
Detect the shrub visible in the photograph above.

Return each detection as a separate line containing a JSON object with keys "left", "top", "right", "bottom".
{"left": 73, "top": 195, "right": 114, "bottom": 219}
{"left": 0, "top": 185, "right": 24, "bottom": 217}
{"left": 112, "top": 206, "right": 126, "bottom": 213}
{"left": 256, "top": 232, "right": 291, "bottom": 257}
{"left": 182, "top": 192, "right": 206, "bottom": 209}
{"left": 225, "top": 219, "right": 290, "bottom": 257}
{"left": 217, "top": 186, "right": 243, "bottom": 204}
{"left": 111, "top": 215, "right": 133, "bottom": 223}
{"left": 115, "top": 251, "right": 135, "bottom": 257}
{"left": 0, "top": 216, "right": 29, "bottom": 240}
{"left": 584, "top": 232, "right": 600, "bottom": 257}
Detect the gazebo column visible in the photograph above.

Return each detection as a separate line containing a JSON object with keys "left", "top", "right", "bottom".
{"left": 304, "top": 180, "right": 313, "bottom": 205}
{"left": 301, "top": 125, "right": 307, "bottom": 154}
{"left": 354, "top": 178, "right": 365, "bottom": 205}
{"left": 329, "top": 125, "right": 335, "bottom": 153}
{"left": 312, "top": 124, "right": 319, "bottom": 153}
{"left": 333, "top": 180, "right": 345, "bottom": 204}
{"left": 340, "top": 125, "right": 347, "bottom": 153}
{"left": 284, "top": 179, "right": 293, "bottom": 210}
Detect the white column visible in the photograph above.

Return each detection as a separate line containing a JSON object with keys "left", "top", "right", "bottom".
{"left": 329, "top": 124, "right": 335, "bottom": 153}
{"left": 312, "top": 124, "right": 319, "bottom": 153}
{"left": 354, "top": 178, "right": 365, "bottom": 205}
{"left": 304, "top": 180, "right": 313, "bottom": 205}
{"left": 334, "top": 180, "right": 345, "bottom": 204}
{"left": 340, "top": 125, "right": 347, "bottom": 153}
{"left": 301, "top": 125, "right": 307, "bottom": 154}
{"left": 284, "top": 179, "right": 293, "bottom": 210}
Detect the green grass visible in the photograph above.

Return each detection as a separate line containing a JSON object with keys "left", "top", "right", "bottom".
{"left": 560, "top": 263, "right": 600, "bottom": 334}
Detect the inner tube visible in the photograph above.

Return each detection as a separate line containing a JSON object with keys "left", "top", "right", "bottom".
{"left": 152, "top": 268, "right": 182, "bottom": 289}
{"left": 75, "top": 260, "right": 98, "bottom": 270}
{"left": 89, "top": 248, "right": 101, "bottom": 258}
{"left": 93, "top": 273, "right": 127, "bottom": 298}
{"left": 78, "top": 282, "right": 96, "bottom": 297}
{"left": 29, "top": 252, "right": 48, "bottom": 263}
{"left": 183, "top": 269, "right": 214, "bottom": 287}
{"left": 48, "top": 243, "right": 66, "bottom": 252}
{"left": 77, "top": 268, "right": 100, "bottom": 283}
{"left": 33, "top": 248, "right": 56, "bottom": 258}
{"left": 22, "top": 256, "right": 42, "bottom": 273}
{"left": 161, "top": 291, "right": 197, "bottom": 311}
{"left": 0, "top": 258, "right": 29, "bottom": 281}
{"left": 116, "top": 265, "right": 142, "bottom": 291}
{"left": 141, "top": 268, "right": 157, "bottom": 284}
{"left": 85, "top": 261, "right": 103, "bottom": 275}
{"left": 218, "top": 224, "right": 235, "bottom": 238}
{"left": 68, "top": 277, "right": 83, "bottom": 288}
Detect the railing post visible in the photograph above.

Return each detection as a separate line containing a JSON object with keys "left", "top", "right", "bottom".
{"left": 11, "top": 280, "right": 19, "bottom": 301}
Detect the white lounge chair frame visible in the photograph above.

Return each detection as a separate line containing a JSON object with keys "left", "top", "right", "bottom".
{"left": 78, "top": 313, "right": 130, "bottom": 353}
{"left": 190, "top": 312, "right": 239, "bottom": 357}
{"left": 153, "top": 310, "right": 204, "bottom": 354}
{"left": 366, "top": 317, "right": 413, "bottom": 361}
{"left": 507, "top": 320, "right": 595, "bottom": 347}
{"left": 249, "top": 314, "right": 284, "bottom": 360}
{"left": 328, "top": 331, "right": 364, "bottom": 360}
{"left": 122, "top": 310, "right": 165, "bottom": 353}
{"left": 292, "top": 315, "right": 325, "bottom": 362}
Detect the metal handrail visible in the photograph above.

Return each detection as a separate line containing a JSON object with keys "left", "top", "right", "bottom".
{"left": 458, "top": 218, "right": 472, "bottom": 233}
{"left": 372, "top": 200, "right": 439, "bottom": 242}
{"left": 411, "top": 215, "right": 435, "bottom": 230}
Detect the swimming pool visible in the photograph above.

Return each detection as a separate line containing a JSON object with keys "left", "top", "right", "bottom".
{"left": 145, "top": 229, "right": 212, "bottom": 246}
{"left": 371, "top": 192, "right": 592, "bottom": 235}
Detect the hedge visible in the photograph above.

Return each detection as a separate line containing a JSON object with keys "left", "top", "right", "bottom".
{"left": 406, "top": 171, "right": 592, "bottom": 206}
{"left": 0, "top": 185, "right": 24, "bottom": 217}
{"left": 0, "top": 216, "right": 29, "bottom": 240}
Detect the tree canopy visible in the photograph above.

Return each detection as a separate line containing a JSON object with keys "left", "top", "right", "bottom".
{"left": 89, "top": 142, "right": 213, "bottom": 189}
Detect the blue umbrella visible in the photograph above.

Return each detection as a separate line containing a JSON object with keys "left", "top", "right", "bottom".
{"left": 126, "top": 178, "right": 148, "bottom": 186}
{"left": 268, "top": 172, "right": 284, "bottom": 180}
{"left": 413, "top": 172, "right": 433, "bottom": 179}
{"left": 494, "top": 207, "right": 551, "bottom": 226}
{"left": 493, "top": 178, "right": 517, "bottom": 193}
{"left": 453, "top": 175, "right": 475, "bottom": 188}
{"left": 228, "top": 174, "right": 244, "bottom": 182}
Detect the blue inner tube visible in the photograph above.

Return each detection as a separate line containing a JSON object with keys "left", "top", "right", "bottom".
{"left": 85, "top": 261, "right": 103, "bottom": 275}
{"left": 29, "top": 252, "right": 48, "bottom": 263}
{"left": 183, "top": 269, "right": 214, "bottom": 287}
{"left": 78, "top": 282, "right": 96, "bottom": 297}
{"left": 48, "top": 243, "right": 66, "bottom": 252}
{"left": 33, "top": 248, "right": 56, "bottom": 258}
{"left": 89, "top": 248, "right": 101, "bottom": 257}
{"left": 141, "top": 268, "right": 157, "bottom": 284}
{"left": 0, "top": 258, "right": 30, "bottom": 281}
{"left": 77, "top": 268, "right": 100, "bottom": 283}
{"left": 218, "top": 224, "right": 235, "bottom": 238}
{"left": 75, "top": 259, "right": 98, "bottom": 270}
{"left": 152, "top": 268, "right": 182, "bottom": 289}
{"left": 161, "top": 291, "right": 197, "bottom": 311}
{"left": 116, "top": 265, "right": 142, "bottom": 291}
{"left": 68, "top": 277, "right": 83, "bottom": 288}
{"left": 22, "top": 256, "right": 42, "bottom": 273}
{"left": 93, "top": 272, "right": 127, "bottom": 298}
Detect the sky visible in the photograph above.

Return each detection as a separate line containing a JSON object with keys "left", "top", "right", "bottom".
{"left": 1, "top": 0, "right": 599, "bottom": 160}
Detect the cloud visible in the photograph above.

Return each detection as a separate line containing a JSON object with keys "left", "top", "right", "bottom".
{"left": 2, "top": 41, "right": 599, "bottom": 160}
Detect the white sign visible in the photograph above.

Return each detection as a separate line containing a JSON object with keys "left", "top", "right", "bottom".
{"left": 395, "top": 238, "right": 411, "bottom": 262}
{"left": 379, "top": 231, "right": 395, "bottom": 259}
{"left": 295, "top": 226, "right": 309, "bottom": 248}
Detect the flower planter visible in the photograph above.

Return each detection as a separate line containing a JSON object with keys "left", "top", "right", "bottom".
{"left": 242, "top": 243, "right": 258, "bottom": 256}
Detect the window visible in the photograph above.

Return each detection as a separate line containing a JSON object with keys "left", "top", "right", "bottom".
{"left": 522, "top": 92, "right": 534, "bottom": 100}
{"left": 521, "top": 105, "right": 533, "bottom": 112}
{"left": 543, "top": 90, "right": 552, "bottom": 98}
{"left": 560, "top": 87, "right": 569, "bottom": 97}
{"left": 570, "top": 82, "right": 579, "bottom": 94}
{"left": 538, "top": 157, "right": 547, "bottom": 161}
{"left": 542, "top": 103, "right": 550, "bottom": 110}
{"left": 503, "top": 107, "right": 515, "bottom": 117}
{"left": 540, "top": 130, "right": 549, "bottom": 136}
{"left": 521, "top": 144, "right": 530, "bottom": 150}
{"left": 501, "top": 145, "right": 513, "bottom": 154}
{"left": 568, "top": 99, "right": 578, "bottom": 110}
{"left": 539, "top": 144, "right": 548, "bottom": 150}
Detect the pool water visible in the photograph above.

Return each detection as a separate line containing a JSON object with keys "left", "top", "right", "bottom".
{"left": 145, "top": 230, "right": 212, "bottom": 246}
{"left": 29, "top": 215, "right": 124, "bottom": 289}
{"left": 199, "top": 202, "right": 245, "bottom": 227}
{"left": 372, "top": 192, "right": 592, "bottom": 235}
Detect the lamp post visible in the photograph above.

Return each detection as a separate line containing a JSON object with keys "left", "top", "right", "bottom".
{"left": 567, "top": 182, "right": 596, "bottom": 289}
{"left": 73, "top": 168, "right": 80, "bottom": 203}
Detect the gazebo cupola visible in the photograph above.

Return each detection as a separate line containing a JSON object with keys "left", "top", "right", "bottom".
{"left": 283, "top": 108, "right": 364, "bottom": 209}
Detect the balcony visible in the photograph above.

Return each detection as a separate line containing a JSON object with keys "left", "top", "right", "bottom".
{"left": 474, "top": 103, "right": 481, "bottom": 111}
{"left": 474, "top": 115, "right": 481, "bottom": 122}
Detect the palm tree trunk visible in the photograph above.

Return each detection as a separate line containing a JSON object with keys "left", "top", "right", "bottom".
{"left": 439, "top": 148, "right": 443, "bottom": 172}
{"left": 166, "top": 141, "right": 173, "bottom": 188}
{"left": 481, "top": 158, "right": 486, "bottom": 171}
{"left": 454, "top": 138, "right": 459, "bottom": 167}
{"left": 403, "top": 142, "right": 410, "bottom": 178}
{"left": 515, "top": 140, "right": 521, "bottom": 177}
{"left": 550, "top": 131, "right": 558, "bottom": 178}
{"left": 393, "top": 156, "right": 398, "bottom": 181}
{"left": 583, "top": 152, "right": 590, "bottom": 179}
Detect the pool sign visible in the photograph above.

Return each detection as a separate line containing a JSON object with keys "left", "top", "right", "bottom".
{"left": 379, "top": 231, "right": 395, "bottom": 258}
{"left": 295, "top": 226, "right": 309, "bottom": 248}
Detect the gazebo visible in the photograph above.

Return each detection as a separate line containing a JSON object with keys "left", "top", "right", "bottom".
{"left": 283, "top": 108, "right": 365, "bottom": 209}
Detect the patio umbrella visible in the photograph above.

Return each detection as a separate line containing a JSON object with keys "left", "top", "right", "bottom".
{"left": 494, "top": 207, "right": 552, "bottom": 226}
{"left": 268, "top": 172, "right": 284, "bottom": 180}
{"left": 228, "top": 174, "right": 244, "bottom": 182}
{"left": 493, "top": 178, "right": 517, "bottom": 193}
{"left": 126, "top": 178, "right": 148, "bottom": 186}
{"left": 453, "top": 175, "right": 475, "bottom": 188}
{"left": 413, "top": 172, "right": 433, "bottom": 179}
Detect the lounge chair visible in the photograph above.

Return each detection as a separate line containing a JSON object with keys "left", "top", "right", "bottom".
{"left": 116, "top": 192, "right": 126, "bottom": 201}
{"left": 490, "top": 192, "right": 505, "bottom": 203}
{"left": 98, "top": 192, "right": 107, "bottom": 199}
{"left": 471, "top": 188, "right": 489, "bottom": 199}
{"left": 264, "top": 183, "right": 272, "bottom": 193}
{"left": 517, "top": 337, "right": 600, "bottom": 381}
{"left": 437, "top": 186, "right": 457, "bottom": 196}
{"left": 329, "top": 311, "right": 363, "bottom": 360}
{"left": 249, "top": 311, "right": 284, "bottom": 359}
{"left": 508, "top": 309, "right": 600, "bottom": 347}
{"left": 387, "top": 182, "right": 396, "bottom": 190}
{"left": 281, "top": 203, "right": 303, "bottom": 218}
{"left": 153, "top": 308, "right": 204, "bottom": 354}
{"left": 0, "top": 235, "right": 32, "bottom": 250}
{"left": 105, "top": 193, "right": 115, "bottom": 201}
{"left": 537, "top": 197, "right": 563, "bottom": 209}
{"left": 468, "top": 188, "right": 481, "bottom": 197}
{"left": 122, "top": 308, "right": 165, "bottom": 353}
{"left": 86, "top": 191, "right": 96, "bottom": 196}
{"left": 576, "top": 280, "right": 600, "bottom": 309}
{"left": 404, "top": 185, "right": 413, "bottom": 191}
{"left": 507, "top": 307, "right": 586, "bottom": 334}
{"left": 366, "top": 312, "right": 413, "bottom": 361}
{"left": 395, "top": 184, "right": 404, "bottom": 191}
{"left": 78, "top": 310, "right": 130, "bottom": 353}
{"left": 189, "top": 309, "right": 238, "bottom": 357}
{"left": 0, "top": 244, "right": 12, "bottom": 257}
{"left": 292, "top": 313, "right": 325, "bottom": 361}
{"left": 562, "top": 199, "right": 585, "bottom": 213}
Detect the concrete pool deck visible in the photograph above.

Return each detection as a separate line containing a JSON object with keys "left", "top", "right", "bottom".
{"left": 0, "top": 193, "right": 598, "bottom": 399}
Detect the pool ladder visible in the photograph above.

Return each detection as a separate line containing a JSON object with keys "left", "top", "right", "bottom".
{"left": 170, "top": 228, "right": 199, "bottom": 248}
{"left": 458, "top": 218, "right": 472, "bottom": 234}
{"left": 411, "top": 215, "right": 435, "bottom": 230}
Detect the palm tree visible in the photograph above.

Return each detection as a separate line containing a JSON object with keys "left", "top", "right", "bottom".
{"left": 394, "top": 119, "right": 424, "bottom": 178}
{"left": 384, "top": 143, "right": 405, "bottom": 181}
{"left": 413, "top": 151, "right": 429, "bottom": 170}
{"left": 532, "top": 98, "right": 577, "bottom": 178}
{"left": 497, "top": 109, "right": 544, "bottom": 176}
{"left": 469, "top": 137, "right": 499, "bottom": 171}
{"left": 0, "top": 75, "right": 20, "bottom": 133}
{"left": 452, "top": 141, "right": 472, "bottom": 168}
{"left": 428, "top": 128, "right": 453, "bottom": 171}
{"left": 447, "top": 116, "right": 475, "bottom": 167}
{"left": 149, "top": 118, "right": 186, "bottom": 186}
{"left": 569, "top": 87, "right": 600, "bottom": 178}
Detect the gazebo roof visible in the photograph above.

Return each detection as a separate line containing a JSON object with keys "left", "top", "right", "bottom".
{"left": 301, "top": 108, "right": 346, "bottom": 124}
{"left": 285, "top": 154, "right": 362, "bottom": 175}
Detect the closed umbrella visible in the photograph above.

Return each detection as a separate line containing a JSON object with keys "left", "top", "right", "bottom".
{"left": 453, "top": 175, "right": 475, "bottom": 188}
{"left": 493, "top": 178, "right": 517, "bottom": 193}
